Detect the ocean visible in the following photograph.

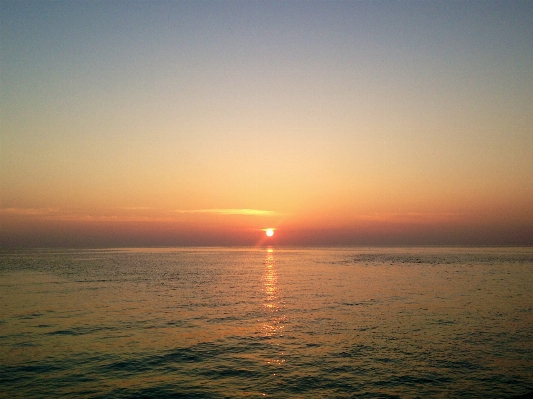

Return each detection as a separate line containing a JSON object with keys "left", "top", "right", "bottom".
{"left": 1, "top": 247, "right": 532, "bottom": 398}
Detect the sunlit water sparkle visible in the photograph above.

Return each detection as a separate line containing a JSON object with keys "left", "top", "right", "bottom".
{"left": 1, "top": 247, "right": 532, "bottom": 398}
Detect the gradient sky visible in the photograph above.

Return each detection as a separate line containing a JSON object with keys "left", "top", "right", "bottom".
{"left": 1, "top": 0, "right": 532, "bottom": 247}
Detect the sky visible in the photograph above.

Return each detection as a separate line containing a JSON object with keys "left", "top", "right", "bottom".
{"left": 1, "top": 0, "right": 532, "bottom": 247}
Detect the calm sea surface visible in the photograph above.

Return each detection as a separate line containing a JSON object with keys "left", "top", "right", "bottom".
{"left": 1, "top": 247, "right": 532, "bottom": 398}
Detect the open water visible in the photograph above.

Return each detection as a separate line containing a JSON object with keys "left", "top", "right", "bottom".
{"left": 1, "top": 247, "right": 532, "bottom": 398}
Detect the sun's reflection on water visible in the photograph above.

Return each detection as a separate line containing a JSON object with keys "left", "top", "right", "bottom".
{"left": 263, "top": 249, "right": 277, "bottom": 310}
{"left": 261, "top": 247, "right": 286, "bottom": 369}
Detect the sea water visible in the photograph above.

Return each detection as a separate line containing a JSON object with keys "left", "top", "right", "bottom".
{"left": 1, "top": 247, "right": 532, "bottom": 398}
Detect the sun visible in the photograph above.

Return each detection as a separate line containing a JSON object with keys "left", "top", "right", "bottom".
{"left": 266, "top": 228, "right": 274, "bottom": 237}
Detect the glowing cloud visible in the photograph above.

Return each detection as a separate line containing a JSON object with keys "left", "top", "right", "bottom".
{"left": 0, "top": 208, "right": 61, "bottom": 216}
{"left": 173, "top": 209, "right": 277, "bottom": 216}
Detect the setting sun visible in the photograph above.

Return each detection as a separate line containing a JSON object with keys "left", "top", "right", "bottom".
{"left": 266, "top": 229, "right": 274, "bottom": 237}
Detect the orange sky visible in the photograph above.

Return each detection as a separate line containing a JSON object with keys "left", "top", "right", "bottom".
{"left": 1, "top": 2, "right": 532, "bottom": 247}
